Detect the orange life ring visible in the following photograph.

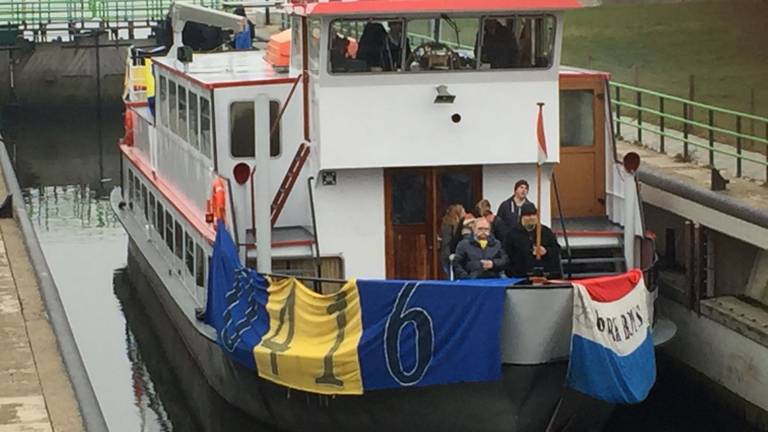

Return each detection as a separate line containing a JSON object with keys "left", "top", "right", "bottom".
{"left": 207, "top": 177, "right": 226, "bottom": 225}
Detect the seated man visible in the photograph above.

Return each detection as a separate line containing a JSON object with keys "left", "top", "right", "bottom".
{"left": 503, "top": 202, "right": 562, "bottom": 278}
{"left": 452, "top": 218, "right": 509, "bottom": 280}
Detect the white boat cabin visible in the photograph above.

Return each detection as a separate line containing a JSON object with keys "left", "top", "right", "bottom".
{"left": 122, "top": 0, "right": 646, "bottom": 290}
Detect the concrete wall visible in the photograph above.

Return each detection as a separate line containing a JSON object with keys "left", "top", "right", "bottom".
{"left": 0, "top": 37, "right": 130, "bottom": 110}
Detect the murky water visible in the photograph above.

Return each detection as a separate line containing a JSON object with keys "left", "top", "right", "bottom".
{"left": 2, "top": 105, "right": 760, "bottom": 432}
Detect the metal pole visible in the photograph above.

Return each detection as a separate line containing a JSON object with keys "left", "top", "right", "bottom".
{"left": 708, "top": 109, "right": 714, "bottom": 167}
{"left": 659, "top": 97, "right": 665, "bottom": 153}
{"left": 95, "top": 31, "right": 104, "bottom": 189}
{"left": 254, "top": 94, "right": 272, "bottom": 273}
{"left": 615, "top": 86, "right": 621, "bottom": 137}
{"left": 736, "top": 116, "right": 742, "bottom": 178}
{"left": 623, "top": 171, "right": 636, "bottom": 268}
{"left": 683, "top": 101, "right": 689, "bottom": 160}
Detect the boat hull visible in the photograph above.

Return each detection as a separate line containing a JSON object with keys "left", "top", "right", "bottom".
{"left": 114, "top": 191, "right": 614, "bottom": 432}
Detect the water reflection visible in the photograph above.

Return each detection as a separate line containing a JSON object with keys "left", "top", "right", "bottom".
{"left": 114, "top": 270, "right": 260, "bottom": 432}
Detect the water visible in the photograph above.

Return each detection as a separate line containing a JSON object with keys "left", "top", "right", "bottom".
{"left": 2, "top": 105, "right": 760, "bottom": 431}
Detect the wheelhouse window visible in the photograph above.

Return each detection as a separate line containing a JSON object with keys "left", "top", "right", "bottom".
{"left": 230, "top": 100, "right": 281, "bottom": 158}
{"left": 480, "top": 15, "right": 556, "bottom": 69}
{"left": 200, "top": 97, "right": 212, "bottom": 159}
{"left": 148, "top": 193, "right": 156, "bottom": 228}
{"left": 178, "top": 85, "right": 188, "bottom": 141}
{"left": 169, "top": 81, "right": 178, "bottom": 133}
{"left": 328, "top": 15, "right": 556, "bottom": 73}
{"left": 309, "top": 18, "right": 321, "bottom": 75}
{"left": 141, "top": 184, "right": 148, "bottom": 221}
{"left": 405, "top": 16, "right": 477, "bottom": 71}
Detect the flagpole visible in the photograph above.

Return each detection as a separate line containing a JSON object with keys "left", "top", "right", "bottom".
{"left": 535, "top": 102, "right": 544, "bottom": 261}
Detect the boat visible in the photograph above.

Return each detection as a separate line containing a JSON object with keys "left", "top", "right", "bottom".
{"left": 111, "top": 1, "right": 675, "bottom": 430}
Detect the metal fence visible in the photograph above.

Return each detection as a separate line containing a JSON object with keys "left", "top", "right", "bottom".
{"left": 610, "top": 81, "right": 768, "bottom": 181}
{"left": 0, "top": 0, "right": 220, "bottom": 36}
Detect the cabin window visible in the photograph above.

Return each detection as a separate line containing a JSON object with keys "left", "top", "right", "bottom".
{"left": 169, "top": 81, "right": 178, "bottom": 133}
{"left": 291, "top": 16, "right": 303, "bottom": 71}
{"left": 201, "top": 97, "right": 212, "bottom": 159}
{"left": 165, "top": 211, "right": 174, "bottom": 251}
{"left": 189, "top": 92, "right": 199, "bottom": 150}
{"left": 329, "top": 19, "right": 405, "bottom": 73}
{"left": 127, "top": 170, "right": 134, "bottom": 202}
{"left": 178, "top": 85, "right": 188, "bottom": 141}
{"left": 269, "top": 100, "right": 281, "bottom": 157}
{"left": 141, "top": 184, "right": 149, "bottom": 221}
{"left": 404, "top": 17, "right": 478, "bottom": 71}
{"left": 328, "top": 15, "right": 556, "bottom": 73}
{"left": 560, "top": 90, "right": 595, "bottom": 147}
{"left": 309, "top": 18, "right": 321, "bottom": 75}
{"left": 195, "top": 243, "right": 205, "bottom": 288}
{"left": 156, "top": 202, "right": 165, "bottom": 239}
{"left": 175, "top": 221, "right": 184, "bottom": 260}
{"left": 185, "top": 232, "right": 195, "bottom": 276}
{"left": 230, "top": 101, "right": 254, "bottom": 158}
{"left": 479, "top": 15, "right": 556, "bottom": 69}
{"left": 148, "top": 193, "right": 156, "bottom": 228}
{"left": 230, "top": 101, "right": 281, "bottom": 158}
{"left": 158, "top": 76, "right": 167, "bottom": 126}
{"left": 133, "top": 175, "right": 141, "bottom": 208}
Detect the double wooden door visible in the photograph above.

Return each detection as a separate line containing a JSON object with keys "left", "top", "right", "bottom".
{"left": 385, "top": 166, "right": 482, "bottom": 280}
{"left": 553, "top": 77, "right": 607, "bottom": 218}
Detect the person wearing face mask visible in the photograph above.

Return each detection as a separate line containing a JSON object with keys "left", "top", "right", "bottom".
{"left": 503, "top": 202, "right": 561, "bottom": 278}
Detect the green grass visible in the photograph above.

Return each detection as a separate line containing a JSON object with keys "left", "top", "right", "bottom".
{"left": 562, "top": 0, "right": 768, "bottom": 151}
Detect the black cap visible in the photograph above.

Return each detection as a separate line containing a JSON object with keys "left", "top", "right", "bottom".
{"left": 520, "top": 202, "right": 537, "bottom": 216}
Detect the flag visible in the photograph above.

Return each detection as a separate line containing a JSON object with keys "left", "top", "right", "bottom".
{"left": 566, "top": 269, "right": 656, "bottom": 404}
{"left": 205, "top": 222, "right": 513, "bottom": 395}
{"left": 537, "top": 103, "right": 548, "bottom": 165}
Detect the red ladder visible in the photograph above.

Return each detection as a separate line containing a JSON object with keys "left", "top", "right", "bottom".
{"left": 271, "top": 142, "right": 310, "bottom": 226}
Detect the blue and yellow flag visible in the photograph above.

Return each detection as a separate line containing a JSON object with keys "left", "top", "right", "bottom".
{"left": 206, "top": 223, "right": 511, "bottom": 395}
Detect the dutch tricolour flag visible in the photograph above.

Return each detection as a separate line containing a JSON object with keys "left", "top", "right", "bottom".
{"left": 566, "top": 269, "right": 656, "bottom": 404}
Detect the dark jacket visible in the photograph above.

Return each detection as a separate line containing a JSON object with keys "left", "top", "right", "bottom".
{"left": 503, "top": 224, "right": 562, "bottom": 278}
{"left": 452, "top": 237, "right": 509, "bottom": 280}
{"left": 494, "top": 197, "right": 531, "bottom": 241}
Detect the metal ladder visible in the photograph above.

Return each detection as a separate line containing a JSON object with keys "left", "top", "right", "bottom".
{"left": 270, "top": 142, "right": 310, "bottom": 226}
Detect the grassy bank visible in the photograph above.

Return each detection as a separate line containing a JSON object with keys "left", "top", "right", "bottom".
{"left": 563, "top": 1, "right": 768, "bottom": 118}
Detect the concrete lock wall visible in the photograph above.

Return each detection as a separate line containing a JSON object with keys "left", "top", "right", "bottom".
{"left": 0, "top": 37, "right": 129, "bottom": 110}
{"left": 645, "top": 202, "right": 759, "bottom": 299}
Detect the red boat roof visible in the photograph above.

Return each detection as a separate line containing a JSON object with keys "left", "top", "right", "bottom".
{"left": 288, "top": 0, "right": 586, "bottom": 16}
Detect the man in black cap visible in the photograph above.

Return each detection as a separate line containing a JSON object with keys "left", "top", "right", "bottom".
{"left": 503, "top": 202, "right": 561, "bottom": 278}
{"left": 494, "top": 179, "right": 532, "bottom": 241}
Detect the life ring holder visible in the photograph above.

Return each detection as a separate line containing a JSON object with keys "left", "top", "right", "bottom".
{"left": 206, "top": 176, "right": 227, "bottom": 225}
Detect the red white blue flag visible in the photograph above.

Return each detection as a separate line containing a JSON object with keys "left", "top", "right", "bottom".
{"left": 566, "top": 269, "right": 656, "bottom": 404}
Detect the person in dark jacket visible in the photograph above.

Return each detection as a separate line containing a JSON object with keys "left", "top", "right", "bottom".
{"left": 494, "top": 179, "right": 532, "bottom": 241}
{"left": 504, "top": 202, "right": 561, "bottom": 278}
{"left": 452, "top": 218, "right": 509, "bottom": 280}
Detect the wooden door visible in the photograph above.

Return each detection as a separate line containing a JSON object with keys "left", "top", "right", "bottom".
{"left": 385, "top": 168, "right": 435, "bottom": 279}
{"left": 385, "top": 166, "right": 482, "bottom": 280}
{"left": 553, "top": 78, "right": 606, "bottom": 218}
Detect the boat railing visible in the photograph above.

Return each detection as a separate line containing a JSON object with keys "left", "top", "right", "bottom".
{"left": 610, "top": 81, "right": 768, "bottom": 182}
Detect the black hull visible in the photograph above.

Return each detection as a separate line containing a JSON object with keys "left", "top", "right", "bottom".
{"left": 124, "top": 237, "right": 614, "bottom": 432}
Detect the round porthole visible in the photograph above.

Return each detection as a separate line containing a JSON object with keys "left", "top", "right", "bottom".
{"left": 451, "top": 113, "right": 462, "bottom": 123}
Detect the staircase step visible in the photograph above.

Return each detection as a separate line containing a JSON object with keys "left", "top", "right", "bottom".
{"left": 563, "top": 257, "right": 626, "bottom": 265}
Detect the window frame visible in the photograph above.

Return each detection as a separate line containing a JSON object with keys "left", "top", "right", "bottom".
{"left": 168, "top": 80, "right": 178, "bottom": 133}
{"left": 177, "top": 84, "right": 188, "bottom": 141}
{"left": 326, "top": 14, "right": 557, "bottom": 75}
{"left": 200, "top": 96, "right": 212, "bottom": 159}
{"left": 228, "top": 99, "right": 282, "bottom": 159}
